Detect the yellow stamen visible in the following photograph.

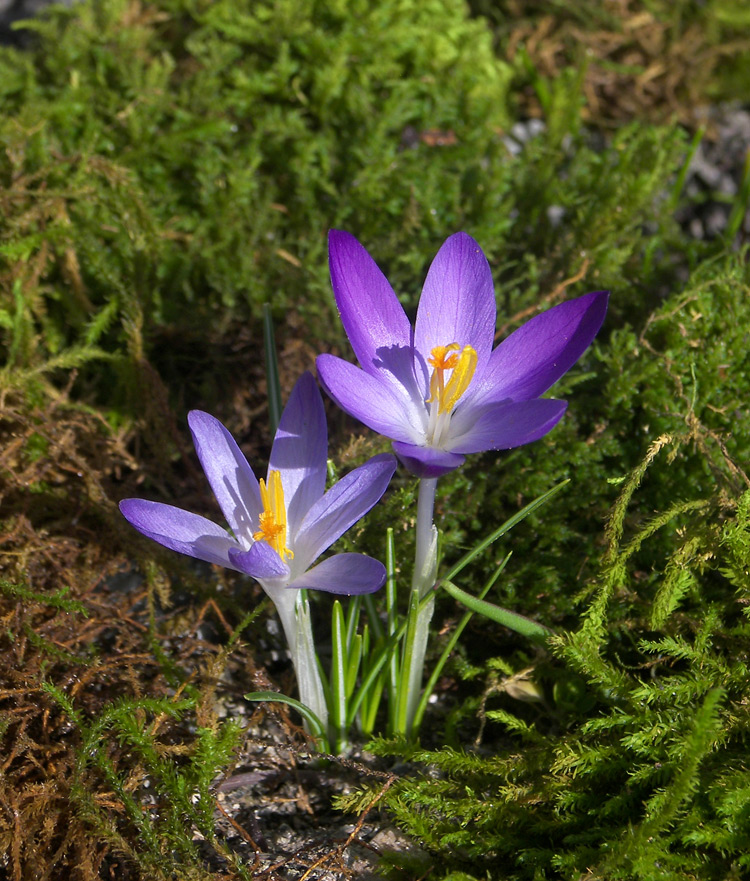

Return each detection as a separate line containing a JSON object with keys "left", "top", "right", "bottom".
{"left": 426, "top": 343, "right": 477, "bottom": 414}
{"left": 253, "top": 470, "right": 294, "bottom": 560}
{"left": 428, "top": 343, "right": 461, "bottom": 372}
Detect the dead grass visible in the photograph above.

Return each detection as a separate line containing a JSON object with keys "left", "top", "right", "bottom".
{"left": 501, "top": 0, "right": 750, "bottom": 131}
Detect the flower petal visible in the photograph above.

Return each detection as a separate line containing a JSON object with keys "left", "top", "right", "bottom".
{"left": 317, "top": 354, "right": 423, "bottom": 443}
{"left": 414, "top": 232, "right": 496, "bottom": 374}
{"left": 448, "top": 398, "right": 568, "bottom": 454}
{"left": 268, "top": 372, "right": 327, "bottom": 536}
{"left": 328, "top": 230, "right": 412, "bottom": 374}
{"left": 294, "top": 453, "right": 397, "bottom": 568}
{"left": 287, "top": 553, "right": 386, "bottom": 595}
{"left": 391, "top": 441, "right": 466, "bottom": 477}
{"left": 228, "top": 541, "right": 290, "bottom": 580}
{"left": 470, "top": 291, "right": 609, "bottom": 405}
{"left": 119, "top": 499, "right": 238, "bottom": 568}
{"left": 187, "top": 410, "right": 261, "bottom": 543}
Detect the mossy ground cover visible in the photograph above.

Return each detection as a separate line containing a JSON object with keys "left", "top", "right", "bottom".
{"left": 1, "top": 1, "right": 750, "bottom": 878}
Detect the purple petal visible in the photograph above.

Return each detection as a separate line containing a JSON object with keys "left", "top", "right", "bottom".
{"left": 187, "top": 411, "right": 261, "bottom": 543}
{"left": 119, "top": 499, "right": 238, "bottom": 569}
{"left": 415, "top": 232, "right": 496, "bottom": 375}
{"left": 287, "top": 553, "right": 386, "bottom": 595}
{"left": 470, "top": 291, "right": 609, "bottom": 406}
{"left": 294, "top": 453, "right": 397, "bottom": 568}
{"left": 268, "top": 372, "right": 327, "bottom": 536}
{"left": 391, "top": 441, "right": 466, "bottom": 478}
{"left": 317, "top": 354, "right": 423, "bottom": 444}
{"left": 329, "top": 230, "right": 412, "bottom": 374}
{"left": 448, "top": 399, "right": 568, "bottom": 454}
{"left": 228, "top": 541, "right": 290, "bottom": 580}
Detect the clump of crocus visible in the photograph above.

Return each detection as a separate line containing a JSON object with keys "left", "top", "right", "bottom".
{"left": 316, "top": 230, "right": 608, "bottom": 734}
{"left": 317, "top": 230, "right": 609, "bottom": 478}
{"left": 120, "top": 371, "right": 397, "bottom": 730}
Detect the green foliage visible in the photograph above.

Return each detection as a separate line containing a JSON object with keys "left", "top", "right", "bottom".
{"left": 0, "top": 0, "right": 512, "bottom": 405}
{"left": 343, "top": 450, "right": 750, "bottom": 879}
{"left": 423, "top": 250, "right": 750, "bottom": 635}
{"left": 0, "top": 580, "right": 88, "bottom": 616}
{"left": 0, "top": 0, "right": 704, "bottom": 422}
{"left": 45, "top": 685, "right": 249, "bottom": 879}
{"left": 337, "top": 253, "right": 750, "bottom": 879}
{"left": 3, "top": 1, "right": 750, "bottom": 877}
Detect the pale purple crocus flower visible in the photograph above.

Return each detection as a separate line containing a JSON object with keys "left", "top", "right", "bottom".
{"left": 120, "top": 371, "right": 397, "bottom": 730}
{"left": 316, "top": 230, "right": 609, "bottom": 478}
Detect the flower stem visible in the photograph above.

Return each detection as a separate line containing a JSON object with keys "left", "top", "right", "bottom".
{"left": 412, "top": 477, "right": 438, "bottom": 595}
{"left": 396, "top": 477, "right": 438, "bottom": 737}
{"left": 292, "top": 596, "right": 329, "bottom": 736}
{"left": 271, "top": 588, "right": 329, "bottom": 737}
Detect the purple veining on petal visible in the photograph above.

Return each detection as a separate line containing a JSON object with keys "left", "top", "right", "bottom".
{"left": 268, "top": 371, "right": 327, "bottom": 537}
{"left": 329, "top": 230, "right": 412, "bottom": 373}
{"left": 316, "top": 354, "right": 423, "bottom": 443}
{"left": 187, "top": 410, "right": 261, "bottom": 543}
{"left": 119, "top": 499, "right": 238, "bottom": 568}
{"left": 228, "top": 541, "right": 290, "bottom": 580}
{"left": 448, "top": 398, "right": 568, "bottom": 454}
{"left": 468, "top": 291, "right": 609, "bottom": 406}
{"left": 294, "top": 453, "right": 397, "bottom": 568}
{"left": 391, "top": 441, "right": 466, "bottom": 478}
{"left": 415, "top": 231, "right": 496, "bottom": 375}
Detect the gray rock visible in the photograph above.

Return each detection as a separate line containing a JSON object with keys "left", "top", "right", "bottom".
{"left": 0, "top": 0, "right": 76, "bottom": 45}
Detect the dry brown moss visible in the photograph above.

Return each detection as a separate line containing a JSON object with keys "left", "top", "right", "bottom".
{"left": 0, "top": 386, "right": 397, "bottom": 880}
{"left": 498, "top": 0, "right": 750, "bottom": 130}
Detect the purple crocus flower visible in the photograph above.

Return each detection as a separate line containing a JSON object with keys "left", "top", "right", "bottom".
{"left": 316, "top": 231, "right": 609, "bottom": 477}
{"left": 121, "top": 371, "right": 395, "bottom": 732}
{"left": 120, "top": 371, "right": 396, "bottom": 598}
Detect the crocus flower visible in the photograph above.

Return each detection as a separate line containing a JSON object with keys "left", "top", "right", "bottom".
{"left": 316, "top": 231, "right": 608, "bottom": 477}
{"left": 121, "top": 371, "right": 396, "bottom": 598}
{"left": 120, "top": 372, "right": 397, "bottom": 729}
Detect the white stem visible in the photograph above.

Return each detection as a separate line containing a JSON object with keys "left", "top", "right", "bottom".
{"left": 291, "top": 597, "right": 328, "bottom": 733}
{"left": 403, "top": 477, "right": 439, "bottom": 734}
{"left": 412, "top": 477, "right": 438, "bottom": 595}
{"left": 404, "top": 593, "right": 434, "bottom": 732}
{"left": 263, "top": 584, "right": 329, "bottom": 734}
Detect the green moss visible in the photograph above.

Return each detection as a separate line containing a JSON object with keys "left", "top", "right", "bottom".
{"left": 0, "top": 0, "right": 512, "bottom": 399}
{"left": 417, "top": 251, "right": 750, "bottom": 633}
{"left": 344, "top": 450, "right": 750, "bottom": 879}
{"left": 0, "top": 0, "right": 705, "bottom": 421}
{"left": 3, "top": 2, "right": 750, "bottom": 877}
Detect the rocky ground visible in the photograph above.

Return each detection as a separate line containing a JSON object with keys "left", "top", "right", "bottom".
{"left": 0, "top": 0, "right": 74, "bottom": 43}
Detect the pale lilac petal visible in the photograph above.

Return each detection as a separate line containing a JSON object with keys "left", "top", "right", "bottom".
{"left": 415, "top": 232, "right": 496, "bottom": 373}
{"left": 469, "top": 291, "right": 609, "bottom": 406}
{"left": 294, "top": 453, "right": 397, "bottom": 568}
{"left": 329, "top": 230, "right": 412, "bottom": 374}
{"left": 268, "top": 372, "right": 327, "bottom": 536}
{"left": 448, "top": 399, "right": 567, "bottom": 454}
{"left": 228, "top": 542, "right": 290, "bottom": 580}
{"left": 119, "top": 499, "right": 238, "bottom": 569}
{"left": 317, "top": 354, "right": 423, "bottom": 444}
{"left": 287, "top": 553, "right": 386, "bottom": 595}
{"left": 187, "top": 411, "right": 261, "bottom": 543}
{"left": 391, "top": 441, "right": 466, "bottom": 478}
